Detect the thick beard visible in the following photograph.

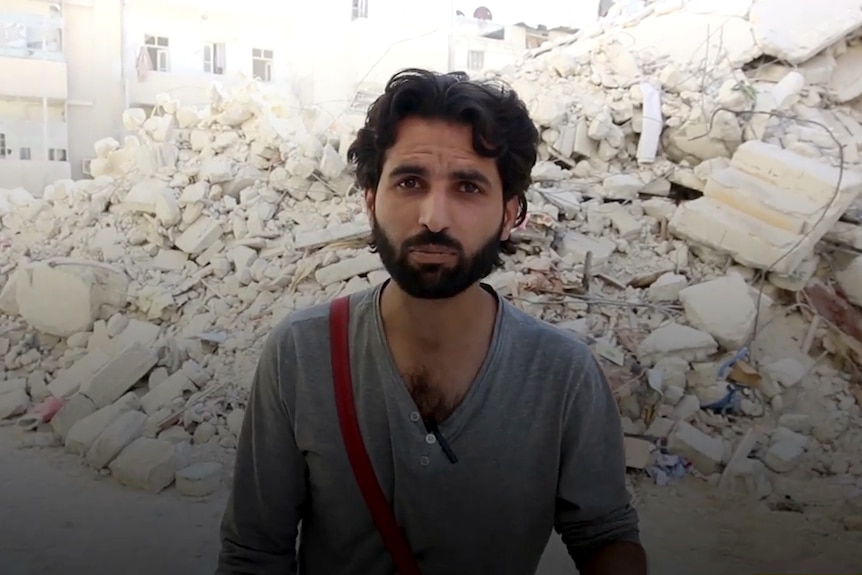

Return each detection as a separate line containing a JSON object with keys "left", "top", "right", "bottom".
{"left": 371, "top": 218, "right": 502, "bottom": 300}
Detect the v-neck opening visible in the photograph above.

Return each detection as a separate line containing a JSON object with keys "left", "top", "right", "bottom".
{"left": 369, "top": 280, "right": 507, "bottom": 443}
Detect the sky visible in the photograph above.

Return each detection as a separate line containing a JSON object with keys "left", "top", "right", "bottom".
{"left": 454, "top": 0, "right": 600, "bottom": 29}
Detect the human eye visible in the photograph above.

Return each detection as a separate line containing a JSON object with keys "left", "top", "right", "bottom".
{"left": 397, "top": 177, "right": 422, "bottom": 190}
{"left": 458, "top": 181, "right": 481, "bottom": 194}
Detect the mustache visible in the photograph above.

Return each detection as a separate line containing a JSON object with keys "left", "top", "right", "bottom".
{"left": 401, "top": 230, "right": 463, "bottom": 252}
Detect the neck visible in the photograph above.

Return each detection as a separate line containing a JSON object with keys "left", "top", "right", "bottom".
{"left": 380, "top": 280, "right": 496, "bottom": 349}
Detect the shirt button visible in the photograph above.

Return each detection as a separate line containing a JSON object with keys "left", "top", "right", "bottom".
{"left": 409, "top": 412, "right": 420, "bottom": 422}
{"left": 425, "top": 433, "right": 437, "bottom": 445}
{"left": 420, "top": 456, "right": 430, "bottom": 466}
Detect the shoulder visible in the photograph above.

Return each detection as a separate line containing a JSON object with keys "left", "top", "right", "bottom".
{"left": 501, "top": 299, "right": 596, "bottom": 369}
{"left": 499, "top": 299, "right": 606, "bottom": 400}
{"left": 264, "top": 287, "right": 378, "bottom": 356}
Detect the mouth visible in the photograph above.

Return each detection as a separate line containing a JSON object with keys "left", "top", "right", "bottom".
{"left": 409, "top": 245, "right": 458, "bottom": 255}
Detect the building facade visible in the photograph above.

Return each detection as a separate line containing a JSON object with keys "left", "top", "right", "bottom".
{"left": 0, "top": 0, "right": 70, "bottom": 192}
{"left": 1, "top": 0, "right": 551, "bottom": 194}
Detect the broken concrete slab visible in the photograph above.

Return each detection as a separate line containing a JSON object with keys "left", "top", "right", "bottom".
{"left": 623, "top": 436, "right": 654, "bottom": 469}
{"left": 835, "top": 254, "right": 862, "bottom": 306}
{"left": 109, "top": 437, "right": 191, "bottom": 494}
{"left": 13, "top": 264, "right": 103, "bottom": 337}
{"left": 51, "top": 393, "right": 97, "bottom": 440}
{"left": 637, "top": 323, "right": 719, "bottom": 366}
{"left": 140, "top": 371, "right": 195, "bottom": 415}
{"left": 110, "top": 319, "right": 162, "bottom": 353}
{"left": 293, "top": 221, "right": 370, "bottom": 251}
{"left": 85, "top": 410, "right": 147, "bottom": 469}
{"left": 828, "top": 43, "right": 862, "bottom": 103}
{"left": 65, "top": 393, "right": 140, "bottom": 456}
{"left": 79, "top": 343, "right": 158, "bottom": 408}
{"left": 174, "top": 215, "right": 224, "bottom": 255}
{"left": 732, "top": 141, "right": 862, "bottom": 212}
{"left": 672, "top": 141, "right": 862, "bottom": 275}
{"left": 0, "top": 384, "right": 29, "bottom": 420}
{"left": 175, "top": 461, "right": 222, "bottom": 497}
{"left": 667, "top": 420, "right": 725, "bottom": 474}
{"left": 764, "top": 426, "right": 809, "bottom": 473}
{"left": 761, "top": 357, "right": 808, "bottom": 388}
{"left": 749, "top": 0, "right": 862, "bottom": 64}
{"left": 314, "top": 253, "right": 382, "bottom": 287}
{"left": 47, "top": 349, "right": 112, "bottom": 399}
{"left": 678, "top": 274, "right": 756, "bottom": 350}
{"left": 557, "top": 231, "right": 616, "bottom": 267}
{"left": 647, "top": 272, "right": 687, "bottom": 302}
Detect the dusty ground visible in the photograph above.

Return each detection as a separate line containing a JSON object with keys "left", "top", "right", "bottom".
{"left": 1, "top": 427, "right": 861, "bottom": 575}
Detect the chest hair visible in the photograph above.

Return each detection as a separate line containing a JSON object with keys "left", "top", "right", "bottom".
{"left": 404, "top": 367, "right": 467, "bottom": 423}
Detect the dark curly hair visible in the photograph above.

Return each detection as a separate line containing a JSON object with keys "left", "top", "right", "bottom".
{"left": 346, "top": 68, "right": 539, "bottom": 256}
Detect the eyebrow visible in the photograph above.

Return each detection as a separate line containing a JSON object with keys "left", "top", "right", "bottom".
{"left": 388, "top": 164, "right": 493, "bottom": 187}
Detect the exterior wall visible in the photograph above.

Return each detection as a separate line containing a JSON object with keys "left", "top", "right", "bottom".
{"left": 0, "top": 57, "right": 67, "bottom": 99}
{"left": 306, "top": 3, "right": 538, "bottom": 118}
{"left": 0, "top": 99, "right": 68, "bottom": 157}
{"left": 64, "top": 0, "right": 125, "bottom": 181}
{"left": 453, "top": 24, "right": 531, "bottom": 74}
{"left": 0, "top": 98, "right": 70, "bottom": 192}
{"left": 123, "top": 0, "right": 299, "bottom": 107}
{"left": 0, "top": 0, "right": 70, "bottom": 192}
{"left": 305, "top": 0, "right": 451, "bottom": 119}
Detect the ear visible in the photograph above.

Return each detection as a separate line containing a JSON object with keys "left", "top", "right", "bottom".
{"left": 364, "top": 188, "right": 375, "bottom": 218}
{"left": 499, "top": 196, "right": 520, "bottom": 241}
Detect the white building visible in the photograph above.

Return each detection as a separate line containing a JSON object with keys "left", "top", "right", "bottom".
{"left": 1, "top": 0, "right": 564, "bottom": 194}
{"left": 0, "top": 0, "right": 70, "bottom": 192}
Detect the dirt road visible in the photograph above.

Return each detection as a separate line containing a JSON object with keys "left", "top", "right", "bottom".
{"left": 1, "top": 428, "right": 861, "bottom": 575}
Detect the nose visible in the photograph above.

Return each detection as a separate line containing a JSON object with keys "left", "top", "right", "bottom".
{"left": 417, "top": 184, "right": 452, "bottom": 233}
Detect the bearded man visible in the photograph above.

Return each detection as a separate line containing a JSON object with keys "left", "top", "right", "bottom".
{"left": 216, "top": 68, "right": 646, "bottom": 575}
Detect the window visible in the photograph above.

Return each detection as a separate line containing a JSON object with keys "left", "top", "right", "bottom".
{"left": 49, "top": 148, "right": 67, "bottom": 161}
{"left": 26, "top": 22, "right": 62, "bottom": 52}
{"left": 19, "top": 147, "right": 31, "bottom": 160}
{"left": 144, "top": 35, "right": 170, "bottom": 72}
{"left": 467, "top": 50, "right": 484, "bottom": 71}
{"left": 0, "top": 16, "right": 63, "bottom": 59}
{"left": 352, "top": 0, "right": 368, "bottom": 19}
{"left": 204, "top": 42, "right": 226, "bottom": 74}
{"left": 0, "top": 133, "right": 6, "bottom": 158}
{"left": 251, "top": 48, "right": 273, "bottom": 82}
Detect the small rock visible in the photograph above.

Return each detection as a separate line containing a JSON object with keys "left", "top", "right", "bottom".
{"left": 109, "top": 437, "right": 191, "bottom": 494}
{"left": 176, "top": 462, "right": 222, "bottom": 497}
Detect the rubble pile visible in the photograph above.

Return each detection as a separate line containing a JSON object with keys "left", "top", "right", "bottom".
{"left": 0, "top": 81, "right": 374, "bottom": 495}
{"left": 485, "top": 0, "right": 862, "bottom": 498}
{"left": 0, "top": 0, "right": 861, "bottom": 502}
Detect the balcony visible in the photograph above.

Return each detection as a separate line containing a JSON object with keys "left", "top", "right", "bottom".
{"left": 0, "top": 12, "right": 67, "bottom": 99}
{"left": 0, "top": 54, "right": 67, "bottom": 99}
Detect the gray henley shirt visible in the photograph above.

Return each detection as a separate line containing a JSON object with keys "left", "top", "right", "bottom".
{"left": 217, "top": 281, "right": 640, "bottom": 574}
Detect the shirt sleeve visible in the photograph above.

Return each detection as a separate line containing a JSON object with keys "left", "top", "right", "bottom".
{"left": 216, "top": 322, "right": 307, "bottom": 574}
{"left": 554, "top": 351, "right": 641, "bottom": 564}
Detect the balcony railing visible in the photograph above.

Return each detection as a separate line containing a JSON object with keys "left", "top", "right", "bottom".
{"left": 0, "top": 11, "right": 64, "bottom": 61}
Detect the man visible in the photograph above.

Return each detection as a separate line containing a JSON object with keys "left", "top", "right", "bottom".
{"left": 217, "top": 68, "right": 646, "bottom": 575}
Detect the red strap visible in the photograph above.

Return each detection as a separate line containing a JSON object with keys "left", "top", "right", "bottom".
{"left": 329, "top": 296, "right": 422, "bottom": 575}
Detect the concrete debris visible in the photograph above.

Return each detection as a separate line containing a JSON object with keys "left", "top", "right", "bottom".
{"left": 678, "top": 273, "right": 756, "bottom": 349}
{"left": 109, "top": 437, "right": 191, "bottom": 494}
{"left": 65, "top": 393, "right": 140, "bottom": 456}
{"left": 85, "top": 410, "right": 148, "bottom": 470}
{"left": 175, "top": 461, "right": 223, "bottom": 497}
{"left": 1, "top": 0, "right": 862, "bottom": 495}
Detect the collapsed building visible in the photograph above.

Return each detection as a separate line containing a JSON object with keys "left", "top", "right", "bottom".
{"left": 0, "top": 0, "right": 862, "bottom": 501}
